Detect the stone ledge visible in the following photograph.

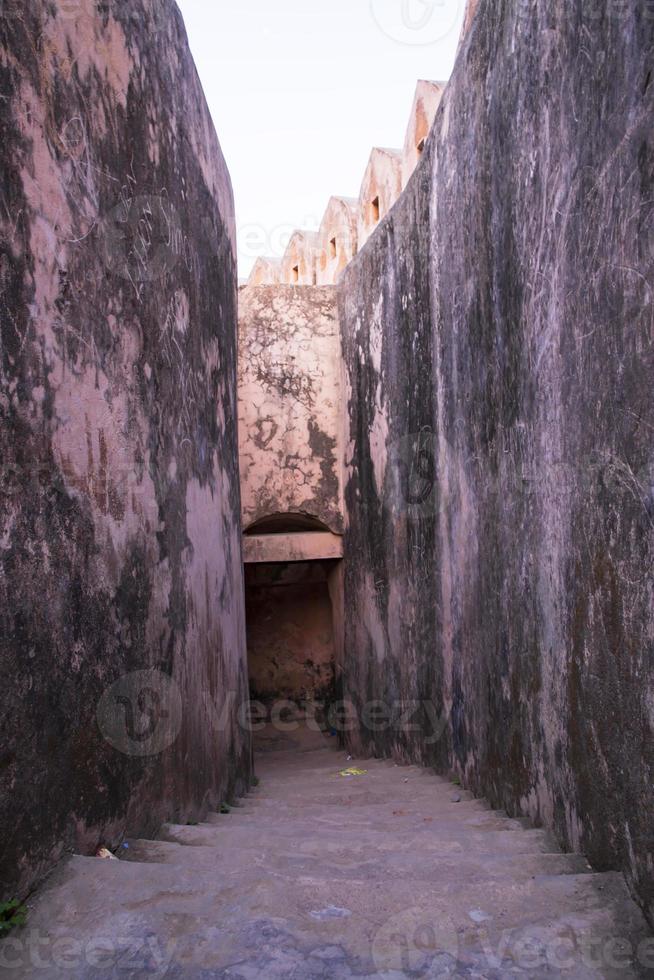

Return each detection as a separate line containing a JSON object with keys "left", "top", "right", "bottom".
{"left": 243, "top": 532, "right": 343, "bottom": 564}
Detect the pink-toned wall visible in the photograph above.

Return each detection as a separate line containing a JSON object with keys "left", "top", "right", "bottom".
{"left": 339, "top": 0, "right": 654, "bottom": 927}
{"left": 0, "top": 0, "right": 249, "bottom": 900}
{"left": 238, "top": 285, "right": 344, "bottom": 534}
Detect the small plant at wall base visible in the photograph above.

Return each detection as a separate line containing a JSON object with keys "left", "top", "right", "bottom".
{"left": 0, "top": 900, "right": 27, "bottom": 935}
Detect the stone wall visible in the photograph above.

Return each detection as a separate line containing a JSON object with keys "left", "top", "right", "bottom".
{"left": 339, "top": 0, "right": 654, "bottom": 925}
{"left": 238, "top": 285, "right": 343, "bottom": 533}
{"left": 0, "top": 0, "right": 250, "bottom": 899}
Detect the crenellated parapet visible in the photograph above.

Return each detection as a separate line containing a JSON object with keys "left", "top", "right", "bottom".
{"left": 401, "top": 80, "right": 445, "bottom": 189}
{"left": 316, "top": 196, "right": 358, "bottom": 286}
{"left": 247, "top": 79, "right": 446, "bottom": 287}
{"left": 357, "top": 147, "right": 403, "bottom": 249}
{"left": 281, "top": 230, "right": 321, "bottom": 285}
{"left": 249, "top": 255, "right": 282, "bottom": 286}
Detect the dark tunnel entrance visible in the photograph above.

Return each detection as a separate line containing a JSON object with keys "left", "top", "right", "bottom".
{"left": 243, "top": 515, "right": 344, "bottom": 744}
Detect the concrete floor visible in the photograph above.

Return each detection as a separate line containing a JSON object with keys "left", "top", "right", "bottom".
{"left": 9, "top": 727, "right": 653, "bottom": 978}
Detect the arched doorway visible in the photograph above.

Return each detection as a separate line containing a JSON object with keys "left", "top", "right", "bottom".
{"left": 243, "top": 513, "right": 333, "bottom": 535}
{"left": 242, "top": 513, "right": 344, "bottom": 744}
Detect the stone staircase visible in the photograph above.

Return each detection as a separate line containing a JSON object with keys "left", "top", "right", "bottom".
{"left": 12, "top": 730, "right": 652, "bottom": 978}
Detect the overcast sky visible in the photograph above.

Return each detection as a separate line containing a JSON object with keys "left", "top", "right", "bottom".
{"left": 175, "top": 0, "right": 466, "bottom": 278}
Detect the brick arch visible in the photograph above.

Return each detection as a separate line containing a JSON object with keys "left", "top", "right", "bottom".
{"left": 243, "top": 512, "right": 333, "bottom": 535}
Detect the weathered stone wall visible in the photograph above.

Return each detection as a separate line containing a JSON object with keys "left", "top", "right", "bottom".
{"left": 0, "top": 0, "right": 250, "bottom": 898}
{"left": 238, "top": 285, "right": 343, "bottom": 533}
{"left": 340, "top": 0, "right": 654, "bottom": 924}
{"left": 340, "top": 146, "right": 443, "bottom": 766}
{"left": 245, "top": 562, "right": 336, "bottom": 709}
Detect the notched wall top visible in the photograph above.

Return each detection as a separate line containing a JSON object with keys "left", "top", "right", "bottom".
{"left": 316, "top": 197, "right": 358, "bottom": 287}
{"left": 248, "top": 79, "right": 444, "bottom": 286}
{"left": 401, "top": 80, "right": 445, "bottom": 189}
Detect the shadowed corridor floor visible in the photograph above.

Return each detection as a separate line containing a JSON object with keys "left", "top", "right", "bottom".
{"left": 13, "top": 727, "right": 652, "bottom": 978}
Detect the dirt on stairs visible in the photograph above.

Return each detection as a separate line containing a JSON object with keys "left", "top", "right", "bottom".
{"left": 8, "top": 728, "right": 653, "bottom": 978}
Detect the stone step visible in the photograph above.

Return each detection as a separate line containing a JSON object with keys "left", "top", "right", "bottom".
{"left": 123, "top": 836, "right": 591, "bottom": 880}
{"left": 15, "top": 743, "right": 652, "bottom": 979}
{"left": 161, "top": 819, "right": 562, "bottom": 855}
{"left": 16, "top": 858, "right": 649, "bottom": 979}
{"left": 239, "top": 784, "right": 480, "bottom": 804}
{"left": 206, "top": 808, "right": 528, "bottom": 834}
{"left": 251, "top": 767, "right": 455, "bottom": 788}
{"left": 241, "top": 792, "right": 537, "bottom": 827}
{"left": 237, "top": 787, "right": 481, "bottom": 807}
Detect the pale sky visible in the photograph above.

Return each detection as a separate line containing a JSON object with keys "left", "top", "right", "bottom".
{"left": 175, "top": 0, "right": 466, "bottom": 279}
